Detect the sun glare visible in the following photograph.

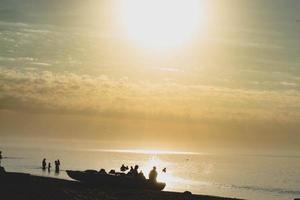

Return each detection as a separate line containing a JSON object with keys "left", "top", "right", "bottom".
{"left": 143, "top": 156, "right": 173, "bottom": 184}
{"left": 119, "top": 0, "right": 202, "bottom": 49}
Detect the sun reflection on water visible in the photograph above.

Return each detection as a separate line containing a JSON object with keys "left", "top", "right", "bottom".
{"left": 78, "top": 148, "right": 204, "bottom": 191}
{"left": 141, "top": 155, "right": 190, "bottom": 189}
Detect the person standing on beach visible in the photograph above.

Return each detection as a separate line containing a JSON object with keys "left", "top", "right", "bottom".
{"left": 0, "top": 151, "right": 2, "bottom": 166}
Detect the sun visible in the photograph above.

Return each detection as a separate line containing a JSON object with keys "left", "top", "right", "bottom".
{"left": 119, "top": 0, "right": 202, "bottom": 49}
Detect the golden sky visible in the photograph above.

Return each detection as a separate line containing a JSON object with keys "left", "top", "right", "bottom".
{"left": 0, "top": 0, "right": 300, "bottom": 152}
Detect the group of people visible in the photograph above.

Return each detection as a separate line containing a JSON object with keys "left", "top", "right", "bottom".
{"left": 42, "top": 158, "right": 61, "bottom": 173}
{"left": 1, "top": 150, "right": 165, "bottom": 183}
{"left": 120, "top": 164, "right": 166, "bottom": 182}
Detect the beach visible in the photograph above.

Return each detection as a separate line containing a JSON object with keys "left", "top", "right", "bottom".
{"left": 0, "top": 169, "right": 241, "bottom": 200}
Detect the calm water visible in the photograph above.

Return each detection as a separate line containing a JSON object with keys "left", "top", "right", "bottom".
{"left": 1, "top": 146, "right": 300, "bottom": 200}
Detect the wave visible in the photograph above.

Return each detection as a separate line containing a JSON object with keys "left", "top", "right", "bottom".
{"left": 229, "top": 184, "right": 300, "bottom": 195}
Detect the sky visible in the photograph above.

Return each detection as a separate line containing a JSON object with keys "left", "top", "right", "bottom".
{"left": 0, "top": 0, "right": 300, "bottom": 152}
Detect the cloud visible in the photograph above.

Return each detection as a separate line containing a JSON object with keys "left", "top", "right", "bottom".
{"left": 280, "top": 81, "right": 298, "bottom": 87}
{"left": 1, "top": 68, "right": 300, "bottom": 124}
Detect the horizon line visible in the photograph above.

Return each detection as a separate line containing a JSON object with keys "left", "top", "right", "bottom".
{"left": 86, "top": 148, "right": 203, "bottom": 155}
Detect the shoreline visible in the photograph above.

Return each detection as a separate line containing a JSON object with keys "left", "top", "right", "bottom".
{"left": 0, "top": 170, "right": 243, "bottom": 200}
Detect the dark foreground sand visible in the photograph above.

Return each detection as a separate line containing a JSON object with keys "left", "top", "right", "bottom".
{"left": 0, "top": 171, "right": 242, "bottom": 200}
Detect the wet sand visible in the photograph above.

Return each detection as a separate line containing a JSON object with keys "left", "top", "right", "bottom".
{"left": 0, "top": 171, "right": 242, "bottom": 200}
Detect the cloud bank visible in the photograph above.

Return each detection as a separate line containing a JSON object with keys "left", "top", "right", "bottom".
{"left": 1, "top": 68, "right": 300, "bottom": 124}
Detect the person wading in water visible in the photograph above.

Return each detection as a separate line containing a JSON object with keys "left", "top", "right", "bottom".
{"left": 42, "top": 158, "right": 47, "bottom": 170}
{"left": 0, "top": 151, "right": 2, "bottom": 167}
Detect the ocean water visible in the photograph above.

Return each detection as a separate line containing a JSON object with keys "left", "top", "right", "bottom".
{"left": 0, "top": 144, "right": 300, "bottom": 200}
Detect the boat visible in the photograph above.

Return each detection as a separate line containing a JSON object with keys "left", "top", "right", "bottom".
{"left": 66, "top": 170, "right": 166, "bottom": 191}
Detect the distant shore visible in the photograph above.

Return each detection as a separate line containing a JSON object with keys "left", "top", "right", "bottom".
{"left": 0, "top": 170, "right": 242, "bottom": 200}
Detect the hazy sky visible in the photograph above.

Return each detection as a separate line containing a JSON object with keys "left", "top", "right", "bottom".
{"left": 0, "top": 0, "right": 300, "bottom": 152}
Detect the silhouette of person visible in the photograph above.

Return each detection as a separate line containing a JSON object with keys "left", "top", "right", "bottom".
{"left": 127, "top": 166, "right": 134, "bottom": 175}
{"left": 138, "top": 170, "right": 146, "bottom": 180}
{"left": 0, "top": 151, "right": 2, "bottom": 166}
{"left": 132, "top": 165, "right": 139, "bottom": 177}
{"left": 120, "top": 164, "right": 127, "bottom": 172}
{"left": 55, "top": 160, "right": 60, "bottom": 173}
{"left": 55, "top": 160, "right": 57, "bottom": 172}
{"left": 48, "top": 162, "right": 51, "bottom": 172}
{"left": 42, "top": 158, "right": 47, "bottom": 170}
{"left": 149, "top": 166, "right": 158, "bottom": 182}
{"left": 99, "top": 168, "right": 107, "bottom": 174}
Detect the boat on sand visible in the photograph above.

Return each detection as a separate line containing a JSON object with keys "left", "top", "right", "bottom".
{"left": 66, "top": 170, "right": 166, "bottom": 191}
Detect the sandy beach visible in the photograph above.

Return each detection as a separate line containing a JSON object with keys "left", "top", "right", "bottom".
{"left": 0, "top": 169, "right": 242, "bottom": 200}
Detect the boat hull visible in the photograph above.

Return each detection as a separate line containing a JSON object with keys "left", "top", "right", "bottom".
{"left": 66, "top": 170, "right": 166, "bottom": 191}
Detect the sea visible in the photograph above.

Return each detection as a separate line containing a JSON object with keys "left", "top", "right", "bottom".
{"left": 1, "top": 140, "right": 300, "bottom": 200}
